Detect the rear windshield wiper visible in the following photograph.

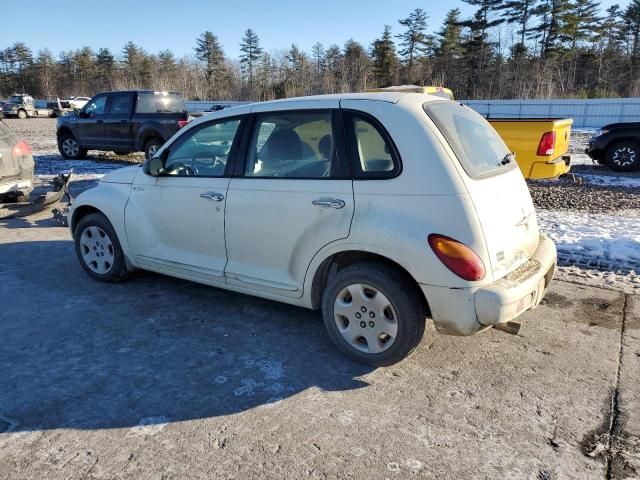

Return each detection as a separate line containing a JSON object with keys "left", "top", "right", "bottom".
{"left": 501, "top": 152, "right": 515, "bottom": 166}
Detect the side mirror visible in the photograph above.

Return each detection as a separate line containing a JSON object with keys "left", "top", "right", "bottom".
{"left": 144, "top": 156, "right": 165, "bottom": 176}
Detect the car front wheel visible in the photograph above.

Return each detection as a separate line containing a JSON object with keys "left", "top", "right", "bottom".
{"left": 74, "top": 213, "right": 130, "bottom": 282}
{"left": 144, "top": 138, "right": 163, "bottom": 160}
{"left": 605, "top": 141, "right": 640, "bottom": 172}
{"left": 321, "top": 263, "right": 427, "bottom": 366}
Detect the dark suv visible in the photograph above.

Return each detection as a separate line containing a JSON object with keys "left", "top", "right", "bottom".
{"left": 56, "top": 90, "right": 189, "bottom": 160}
{"left": 585, "top": 122, "right": 640, "bottom": 172}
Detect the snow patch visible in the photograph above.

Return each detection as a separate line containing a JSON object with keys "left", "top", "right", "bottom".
{"left": 537, "top": 210, "right": 640, "bottom": 274}
{"left": 574, "top": 173, "right": 640, "bottom": 189}
{"left": 125, "top": 416, "right": 169, "bottom": 437}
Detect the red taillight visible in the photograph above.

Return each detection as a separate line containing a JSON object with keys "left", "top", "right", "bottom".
{"left": 428, "top": 234, "right": 486, "bottom": 281}
{"left": 178, "top": 119, "right": 189, "bottom": 128}
{"left": 12, "top": 140, "right": 32, "bottom": 160}
{"left": 537, "top": 131, "right": 556, "bottom": 156}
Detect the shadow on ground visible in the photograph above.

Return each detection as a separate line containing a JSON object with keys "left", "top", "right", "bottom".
{"left": 0, "top": 240, "right": 373, "bottom": 433}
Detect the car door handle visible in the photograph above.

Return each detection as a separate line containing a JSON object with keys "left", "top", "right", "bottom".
{"left": 120, "top": 119, "right": 128, "bottom": 123}
{"left": 97, "top": 119, "right": 103, "bottom": 124}
{"left": 200, "top": 192, "right": 224, "bottom": 201}
{"left": 312, "top": 199, "right": 345, "bottom": 209}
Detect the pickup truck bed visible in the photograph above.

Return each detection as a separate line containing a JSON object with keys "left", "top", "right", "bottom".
{"left": 488, "top": 118, "right": 573, "bottom": 179}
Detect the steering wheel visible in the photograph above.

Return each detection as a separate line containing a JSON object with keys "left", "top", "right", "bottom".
{"left": 168, "top": 162, "right": 196, "bottom": 176}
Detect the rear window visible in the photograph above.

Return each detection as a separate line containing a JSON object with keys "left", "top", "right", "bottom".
{"left": 136, "top": 92, "right": 186, "bottom": 114}
{"left": 423, "top": 101, "right": 512, "bottom": 178}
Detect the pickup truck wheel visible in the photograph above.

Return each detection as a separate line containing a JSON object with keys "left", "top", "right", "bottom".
{"left": 605, "top": 141, "right": 640, "bottom": 172}
{"left": 321, "top": 263, "right": 426, "bottom": 366}
{"left": 58, "top": 134, "right": 87, "bottom": 160}
{"left": 74, "top": 213, "right": 130, "bottom": 282}
{"left": 144, "top": 139, "right": 163, "bottom": 160}
{"left": 17, "top": 109, "right": 27, "bottom": 119}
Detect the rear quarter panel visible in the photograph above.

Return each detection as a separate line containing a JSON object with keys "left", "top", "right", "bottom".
{"left": 302, "top": 98, "right": 492, "bottom": 297}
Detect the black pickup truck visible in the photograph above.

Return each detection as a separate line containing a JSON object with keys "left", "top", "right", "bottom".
{"left": 585, "top": 122, "right": 640, "bottom": 172}
{"left": 56, "top": 90, "right": 189, "bottom": 160}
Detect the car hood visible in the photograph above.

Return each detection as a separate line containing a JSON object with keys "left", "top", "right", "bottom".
{"left": 101, "top": 165, "right": 140, "bottom": 184}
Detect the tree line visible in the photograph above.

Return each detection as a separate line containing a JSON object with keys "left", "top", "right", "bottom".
{"left": 2, "top": 0, "right": 640, "bottom": 101}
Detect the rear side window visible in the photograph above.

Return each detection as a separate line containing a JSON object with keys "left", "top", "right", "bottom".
{"left": 343, "top": 111, "right": 400, "bottom": 179}
{"left": 244, "top": 110, "right": 349, "bottom": 179}
{"left": 423, "top": 101, "right": 512, "bottom": 178}
{"left": 136, "top": 93, "right": 186, "bottom": 114}
{"left": 108, "top": 94, "right": 133, "bottom": 116}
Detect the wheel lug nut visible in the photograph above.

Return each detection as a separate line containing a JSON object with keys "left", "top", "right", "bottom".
{"left": 369, "top": 311, "right": 375, "bottom": 318}
{"left": 369, "top": 321, "right": 375, "bottom": 328}
{"left": 355, "top": 312, "right": 361, "bottom": 319}
{"left": 361, "top": 307, "right": 367, "bottom": 312}
{"left": 360, "top": 321, "right": 366, "bottom": 328}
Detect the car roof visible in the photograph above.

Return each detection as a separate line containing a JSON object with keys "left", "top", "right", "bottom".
{"left": 183, "top": 92, "right": 445, "bottom": 132}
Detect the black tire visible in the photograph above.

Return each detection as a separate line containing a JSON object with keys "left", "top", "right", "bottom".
{"left": 17, "top": 109, "right": 27, "bottom": 119}
{"left": 144, "top": 138, "right": 163, "bottom": 160}
{"left": 605, "top": 141, "right": 640, "bottom": 172}
{"left": 58, "top": 132, "right": 87, "bottom": 160}
{"left": 321, "top": 262, "right": 427, "bottom": 367}
{"left": 74, "top": 213, "right": 130, "bottom": 282}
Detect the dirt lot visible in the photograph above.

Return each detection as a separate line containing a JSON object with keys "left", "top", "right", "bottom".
{"left": 0, "top": 118, "right": 639, "bottom": 479}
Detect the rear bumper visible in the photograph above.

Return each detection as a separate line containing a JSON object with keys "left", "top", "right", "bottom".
{"left": 527, "top": 155, "right": 571, "bottom": 179}
{"left": 421, "top": 235, "right": 557, "bottom": 336}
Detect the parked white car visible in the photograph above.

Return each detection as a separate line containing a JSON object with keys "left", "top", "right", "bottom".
{"left": 69, "top": 92, "right": 557, "bottom": 366}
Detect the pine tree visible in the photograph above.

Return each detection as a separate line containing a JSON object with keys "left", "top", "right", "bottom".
{"left": 239, "top": 28, "right": 263, "bottom": 92}
{"left": 460, "top": 0, "right": 505, "bottom": 97}
{"left": 397, "top": 9, "right": 432, "bottom": 82}
{"left": 498, "top": 0, "right": 539, "bottom": 48}
{"left": 343, "top": 39, "right": 371, "bottom": 91}
{"left": 194, "top": 31, "right": 226, "bottom": 99}
{"left": 564, "top": 0, "right": 602, "bottom": 50}
{"left": 624, "top": 0, "right": 640, "bottom": 89}
{"left": 371, "top": 25, "right": 399, "bottom": 87}
{"left": 435, "top": 9, "right": 464, "bottom": 90}
{"left": 95, "top": 48, "right": 115, "bottom": 90}
{"left": 531, "top": 0, "right": 573, "bottom": 57}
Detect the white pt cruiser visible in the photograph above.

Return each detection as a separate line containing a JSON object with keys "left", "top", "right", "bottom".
{"left": 69, "top": 93, "right": 557, "bottom": 366}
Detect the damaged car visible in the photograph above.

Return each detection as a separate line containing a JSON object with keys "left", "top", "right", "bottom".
{"left": 0, "top": 119, "right": 33, "bottom": 202}
{"left": 68, "top": 92, "right": 557, "bottom": 366}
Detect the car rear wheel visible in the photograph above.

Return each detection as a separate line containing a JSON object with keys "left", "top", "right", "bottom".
{"left": 74, "top": 213, "right": 130, "bottom": 282}
{"left": 144, "top": 138, "right": 163, "bottom": 160}
{"left": 58, "top": 133, "right": 87, "bottom": 160}
{"left": 321, "top": 263, "right": 427, "bottom": 366}
{"left": 17, "top": 110, "right": 27, "bottom": 119}
{"left": 605, "top": 141, "right": 640, "bottom": 172}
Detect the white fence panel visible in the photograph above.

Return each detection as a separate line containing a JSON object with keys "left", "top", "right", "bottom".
{"left": 462, "top": 98, "right": 640, "bottom": 128}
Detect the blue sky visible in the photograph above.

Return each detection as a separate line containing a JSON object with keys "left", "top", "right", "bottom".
{"left": 3, "top": 0, "right": 626, "bottom": 59}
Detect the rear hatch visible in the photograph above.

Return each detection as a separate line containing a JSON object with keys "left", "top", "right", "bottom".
{"left": 424, "top": 101, "right": 540, "bottom": 281}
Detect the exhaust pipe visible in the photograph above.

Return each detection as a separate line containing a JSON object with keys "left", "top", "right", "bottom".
{"left": 494, "top": 321, "right": 521, "bottom": 335}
